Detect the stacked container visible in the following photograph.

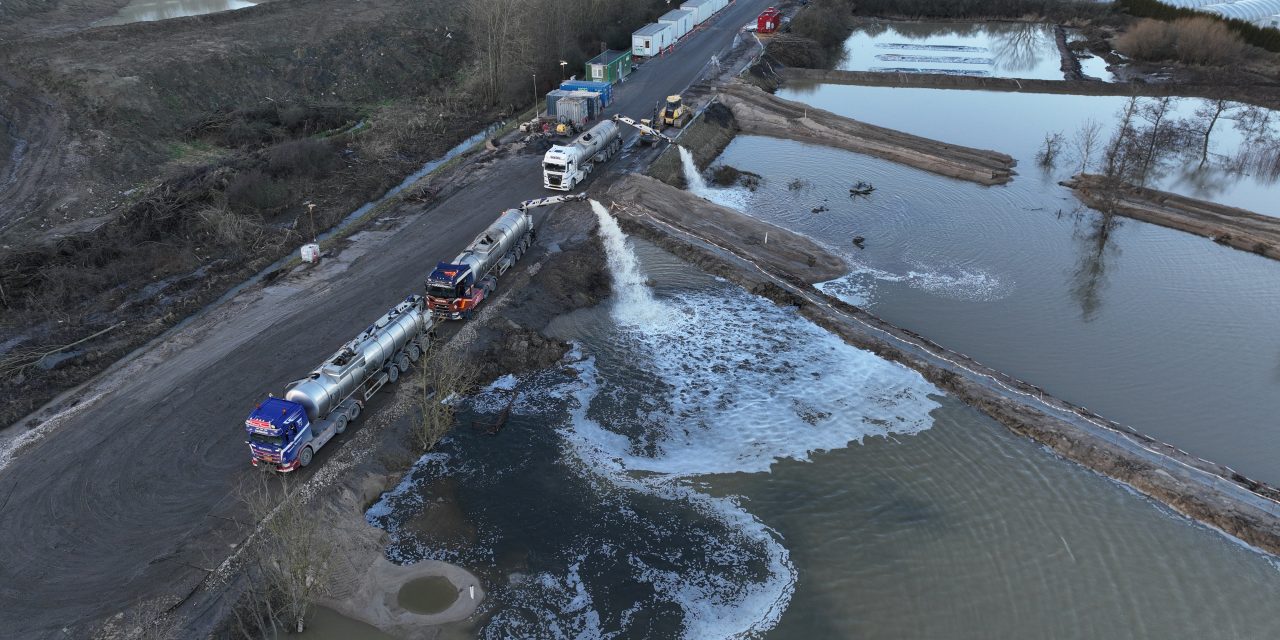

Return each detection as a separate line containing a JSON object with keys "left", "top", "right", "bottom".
{"left": 558, "top": 80, "right": 614, "bottom": 107}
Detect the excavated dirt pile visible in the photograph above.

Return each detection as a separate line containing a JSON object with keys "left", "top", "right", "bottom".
{"left": 719, "top": 81, "right": 1016, "bottom": 186}
{"left": 1064, "top": 174, "right": 1280, "bottom": 260}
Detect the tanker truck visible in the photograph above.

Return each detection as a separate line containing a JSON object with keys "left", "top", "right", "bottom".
{"left": 542, "top": 120, "right": 621, "bottom": 191}
{"left": 244, "top": 295, "right": 434, "bottom": 471}
{"left": 426, "top": 194, "right": 586, "bottom": 320}
{"left": 542, "top": 116, "right": 673, "bottom": 191}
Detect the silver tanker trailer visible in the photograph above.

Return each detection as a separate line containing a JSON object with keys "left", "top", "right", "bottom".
{"left": 426, "top": 193, "right": 586, "bottom": 320}
{"left": 243, "top": 294, "right": 434, "bottom": 471}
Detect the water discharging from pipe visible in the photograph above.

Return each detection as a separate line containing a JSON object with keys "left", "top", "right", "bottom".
{"left": 589, "top": 199, "right": 670, "bottom": 329}
{"left": 678, "top": 146, "right": 747, "bottom": 210}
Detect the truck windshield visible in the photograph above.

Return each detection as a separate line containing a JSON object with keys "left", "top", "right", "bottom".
{"left": 249, "top": 432, "right": 285, "bottom": 447}
{"left": 427, "top": 284, "right": 456, "bottom": 298}
{"left": 543, "top": 162, "right": 566, "bottom": 172}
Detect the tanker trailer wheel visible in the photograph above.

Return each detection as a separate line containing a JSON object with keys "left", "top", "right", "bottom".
{"left": 335, "top": 414, "right": 349, "bottom": 435}
{"left": 347, "top": 403, "right": 361, "bottom": 422}
{"left": 397, "top": 353, "right": 411, "bottom": 373}
{"left": 387, "top": 364, "right": 400, "bottom": 384}
{"left": 299, "top": 446, "right": 314, "bottom": 468}
{"left": 408, "top": 343, "right": 422, "bottom": 362}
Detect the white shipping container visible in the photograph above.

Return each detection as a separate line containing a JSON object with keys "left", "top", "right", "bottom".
{"left": 680, "top": 0, "right": 714, "bottom": 24}
{"left": 658, "top": 9, "right": 694, "bottom": 40}
{"left": 632, "top": 22, "right": 673, "bottom": 57}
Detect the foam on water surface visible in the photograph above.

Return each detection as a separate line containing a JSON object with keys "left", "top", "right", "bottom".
{"left": 369, "top": 205, "right": 943, "bottom": 638}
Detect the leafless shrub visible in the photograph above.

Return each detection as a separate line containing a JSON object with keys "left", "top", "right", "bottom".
{"left": 1115, "top": 17, "right": 1247, "bottom": 66}
{"left": 1071, "top": 118, "right": 1103, "bottom": 173}
{"left": 1171, "top": 17, "right": 1249, "bottom": 66}
{"left": 266, "top": 139, "right": 340, "bottom": 178}
{"left": 226, "top": 169, "right": 289, "bottom": 215}
{"left": 1115, "top": 19, "right": 1175, "bottom": 60}
{"left": 196, "top": 205, "right": 266, "bottom": 249}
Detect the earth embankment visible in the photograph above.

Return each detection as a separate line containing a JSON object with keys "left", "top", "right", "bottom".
{"left": 719, "top": 81, "right": 1016, "bottom": 185}
{"left": 606, "top": 173, "right": 847, "bottom": 283}
{"left": 1064, "top": 174, "right": 1280, "bottom": 260}
{"left": 777, "top": 68, "right": 1280, "bottom": 110}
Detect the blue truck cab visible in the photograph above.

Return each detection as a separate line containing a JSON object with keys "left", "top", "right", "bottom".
{"left": 245, "top": 397, "right": 313, "bottom": 472}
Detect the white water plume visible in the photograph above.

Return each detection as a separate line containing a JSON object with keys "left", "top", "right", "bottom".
{"left": 590, "top": 199, "right": 672, "bottom": 329}
{"left": 678, "top": 146, "right": 748, "bottom": 210}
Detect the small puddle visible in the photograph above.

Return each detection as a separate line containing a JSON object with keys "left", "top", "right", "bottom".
{"left": 95, "top": 0, "right": 264, "bottom": 26}
{"left": 397, "top": 576, "right": 458, "bottom": 614}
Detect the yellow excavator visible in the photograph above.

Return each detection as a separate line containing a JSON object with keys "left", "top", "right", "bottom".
{"left": 660, "top": 95, "right": 690, "bottom": 128}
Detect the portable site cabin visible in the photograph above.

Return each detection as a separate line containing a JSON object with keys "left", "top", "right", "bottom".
{"left": 658, "top": 9, "right": 694, "bottom": 40}
{"left": 680, "top": 0, "right": 715, "bottom": 24}
{"left": 585, "top": 49, "right": 632, "bottom": 84}
{"left": 632, "top": 22, "right": 673, "bottom": 57}
{"left": 712, "top": 0, "right": 728, "bottom": 13}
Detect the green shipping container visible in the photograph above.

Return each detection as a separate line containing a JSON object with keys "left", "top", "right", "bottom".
{"left": 584, "top": 49, "right": 633, "bottom": 85}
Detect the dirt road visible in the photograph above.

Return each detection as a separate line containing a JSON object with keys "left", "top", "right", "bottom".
{"left": 0, "top": 1, "right": 778, "bottom": 636}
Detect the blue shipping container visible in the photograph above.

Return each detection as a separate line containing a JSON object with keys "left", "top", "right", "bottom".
{"left": 559, "top": 80, "right": 613, "bottom": 107}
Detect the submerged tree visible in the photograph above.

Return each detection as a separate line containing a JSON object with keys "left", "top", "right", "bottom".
{"left": 1070, "top": 117, "right": 1103, "bottom": 175}
{"left": 1036, "top": 131, "right": 1066, "bottom": 169}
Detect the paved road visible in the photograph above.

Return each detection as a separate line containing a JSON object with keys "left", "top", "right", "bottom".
{"left": 0, "top": 1, "right": 773, "bottom": 636}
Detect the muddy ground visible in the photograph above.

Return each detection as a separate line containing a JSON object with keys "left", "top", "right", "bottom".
{"left": 0, "top": 0, "right": 501, "bottom": 430}
{"left": 1064, "top": 173, "right": 1280, "bottom": 260}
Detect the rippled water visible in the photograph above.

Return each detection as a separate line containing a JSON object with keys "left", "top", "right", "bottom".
{"left": 705, "top": 89, "right": 1280, "bottom": 483}
{"left": 838, "top": 22, "right": 1065, "bottom": 80}
{"left": 366, "top": 220, "right": 1280, "bottom": 638}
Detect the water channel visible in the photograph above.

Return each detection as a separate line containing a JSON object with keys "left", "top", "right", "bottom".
{"left": 95, "top": 0, "right": 263, "bottom": 26}
{"left": 364, "top": 203, "right": 1280, "bottom": 638}
{"left": 698, "top": 84, "right": 1280, "bottom": 485}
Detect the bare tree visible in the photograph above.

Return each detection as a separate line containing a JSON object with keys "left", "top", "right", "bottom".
{"left": 1136, "top": 96, "right": 1179, "bottom": 185}
{"left": 1070, "top": 117, "right": 1103, "bottom": 174}
{"left": 413, "top": 342, "right": 478, "bottom": 452}
{"left": 235, "top": 472, "right": 334, "bottom": 636}
{"left": 1102, "top": 97, "right": 1141, "bottom": 184}
{"left": 1192, "top": 97, "right": 1233, "bottom": 167}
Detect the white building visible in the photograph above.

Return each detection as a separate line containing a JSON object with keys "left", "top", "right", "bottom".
{"left": 659, "top": 9, "right": 694, "bottom": 40}
{"left": 632, "top": 22, "right": 674, "bottom": 57}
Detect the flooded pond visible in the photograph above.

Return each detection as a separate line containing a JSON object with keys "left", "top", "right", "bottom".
{"left": 839, "top": 22, "right": 1066, "bottom": 79}
{"left": 778, "top": 84, "right": 1280, "bottom": 214}
{"left": 697, "top": 83, "right": 1280, "bottom": 483}
{"left": 367, "top": 233, "right": 1280, "bottom": 638}
{"left": 96, "top": 0, "right": 264, "bottom": 26}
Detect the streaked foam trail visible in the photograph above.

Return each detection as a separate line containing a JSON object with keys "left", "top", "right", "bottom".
{"left": 679, "top": 146, "right": 748, "bottom": 211}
